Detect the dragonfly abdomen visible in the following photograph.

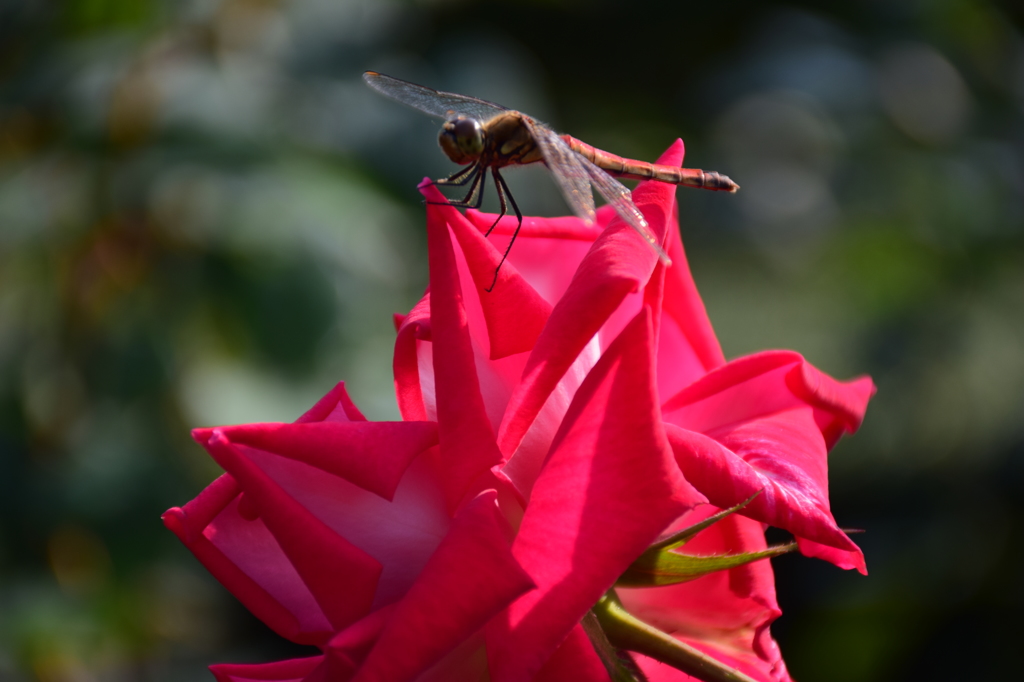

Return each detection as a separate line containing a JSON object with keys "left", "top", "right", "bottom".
{"left": 565, "top": 136, "right": 739, "bottom": 193}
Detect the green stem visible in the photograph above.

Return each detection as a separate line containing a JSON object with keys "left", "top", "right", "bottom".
{"left": 593, "top": 591, "right": 759, "bottom": 682}
{"left": 581, "top": 610, "right": 650, "bottom": 682}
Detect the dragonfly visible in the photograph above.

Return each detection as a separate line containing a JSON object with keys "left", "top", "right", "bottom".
{"left": 363, "top": 71, "right": 739, "bottom": 290}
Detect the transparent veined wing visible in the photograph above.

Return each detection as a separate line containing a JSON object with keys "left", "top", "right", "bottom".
{"left": 525, "top": 117, "right": 672, "bottom": 265}
{"left": 363, "top": 71, "right": 507, "bottom": 122}
{"left": 583, "top": 156, "right": 672, "bottom": 265}
{"left": 522, "top": 117, "right": 596, "bottom": 224}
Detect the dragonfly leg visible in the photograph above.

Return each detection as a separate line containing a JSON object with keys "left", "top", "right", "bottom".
{"left": 484, "top": 168, "right": 509, "bottom": 237}
{"left": 426, "top": 164, "right": 485, "bottom": 208}
{"left": 485, "top": 169, "right": 523, "bottom": 293}
{"left": 433, "top": 163, "right": 478, "bottom": 187}
{"left": 456, "top": 167, "right": 487, "bottom": 209}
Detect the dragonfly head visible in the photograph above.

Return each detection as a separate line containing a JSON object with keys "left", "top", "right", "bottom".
{"left": 439, "top": 115, "right": 484, "bottom": 164}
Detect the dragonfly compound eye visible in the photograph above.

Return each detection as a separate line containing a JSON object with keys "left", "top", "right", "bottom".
{"left": 439, "top": 116, "right": 484, "bottom": 164}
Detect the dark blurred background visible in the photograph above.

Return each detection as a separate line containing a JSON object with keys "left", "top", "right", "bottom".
{"left": 2, "top": 0, "right": 1022, "bottom": 680}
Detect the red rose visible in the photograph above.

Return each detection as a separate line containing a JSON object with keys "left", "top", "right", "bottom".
{"left": 165, "top": 140, "right": 873, "bottom": 682}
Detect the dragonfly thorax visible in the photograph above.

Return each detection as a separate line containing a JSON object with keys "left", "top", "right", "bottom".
{"left": 439, "top": 116, "right": 484, "bottom": 164}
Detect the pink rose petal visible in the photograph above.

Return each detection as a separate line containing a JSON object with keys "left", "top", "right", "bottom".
{"left": 488, "top": 308, "right": 699, "bottom": 682}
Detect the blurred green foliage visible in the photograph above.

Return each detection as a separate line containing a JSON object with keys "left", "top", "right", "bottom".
{"left": 1, "top": 0, "right": 1022, "bottom": 680}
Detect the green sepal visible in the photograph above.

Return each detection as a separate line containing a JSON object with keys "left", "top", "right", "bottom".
{"left": 617, "top": 540, "right": 797, "bottom": 587}
{"left": 617, "top": 491, "right": 797, "bottom": 587}
{"left": 650, "top": 492, "right": 762, "bottom": 551}
{"left": 593, "top": 590, "right": 759, "bottom": 682}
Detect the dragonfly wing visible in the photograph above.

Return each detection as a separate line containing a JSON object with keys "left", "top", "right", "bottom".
{"left": 363, "top": 71, "right": 508, "bottom": 122}
{"left": 580, "top": 153, "right": 672, "bottom": 264}
{"left": 527, "top": 118, "right": 671, "bottom": 264}
{"left": 524, "top": 119, "right": 597, "bottom": 224}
